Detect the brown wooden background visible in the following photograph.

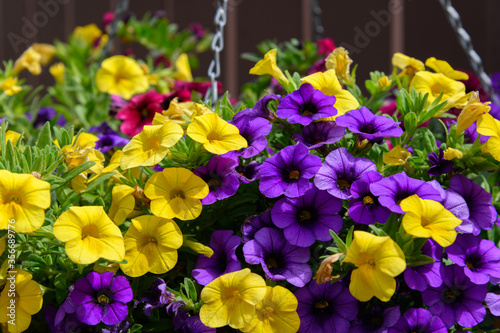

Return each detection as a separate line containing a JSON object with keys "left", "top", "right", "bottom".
{"left": 1, "top": 0, "right": 499, "bottom": 98}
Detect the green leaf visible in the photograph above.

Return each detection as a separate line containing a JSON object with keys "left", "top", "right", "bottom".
{"left": 183, "top": 278, "right": 197, "bottom": 302}
{"left": 36, "top": 122, "right": 53, "bottom": 149}
{"left": 404, "top": 112, "right": 418, "bottom": 136}
{"left": 329, "top": 229, "right": 347, "bottom": 253}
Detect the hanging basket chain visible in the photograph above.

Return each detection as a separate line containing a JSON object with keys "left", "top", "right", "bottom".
{"left": 438, "top": 0, "right": 498, "bottom": 103}
{"left": 310, "top": 0, "right": 324, "bottom": 41}
{"left": 103, "top": 0, "right": 130, "bottom": 57}
{"left": 206, "top": 0, "right": 228, "bottom": 105}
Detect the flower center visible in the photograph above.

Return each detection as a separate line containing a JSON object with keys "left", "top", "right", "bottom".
{"left": 97, "top": 294, "right": 110, "bottom": 304}
{"left": 314, "top": 300, "right": 329, "bottom": 309}
{"left": 430, "top": 83, "right": 447, "bottom": 96}
{"left": 301, "top": 109, "right": 313, "bottom": 116}
{"left": 289, "top": 170, "right": 300, "bottom": 180}
{"left": 114, "top": 71, "right": 129, "bottom": 85}
{"left": 370, "top": 316, "right": 383, "bottom": 327}
{"left": 363, "top": 196, "right": 374, "bottom": 205}
{"left": 299, "top": 210, "right": 312, "bottom": 221}
{"left": 148, "top": 137, "right": 161, "bottom": 151}
{"left": 6, "top": 193, "right": 22, "bottom": 204}
{"left": 148, "top": 237, "right": 158, "bottom": 244}
{"left": 222, "top": 287, "right": 241, "bottom": 301}
{"left": 207, "top": 179, "right": 220, "bottom": 187}
{"left": 368, "top": 258, "right": 376, "bottom": 266}
{"left": 206, "top": 131, "right": 221, "bottom": 141}
{"left": 443, "top": 288, "right": 460, "bottom": 303}
{"left": 171, "top": 189, "right": 185, "bottom": 199}
{"left": 81, "top": 224, "right": 99, "bottom": 240}
{"left": 466, "top": 261, "right": 474, "bottom": 269}
{"left": 266, "top": 258, "right": 278, "bottom": 268}
{"left": 337, "top": 179, "right": 351, "bottom": 189}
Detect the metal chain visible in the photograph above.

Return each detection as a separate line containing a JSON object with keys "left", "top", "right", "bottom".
{"left": 438, "top": 0, "right": 498, "bottom": 103}
{"left": 310, "top": 0, "right": 324, "bottom": 41}
{"left": 103, "top": 0, "right": 130, "bottom": 56}
{"left": 205, "top": 0, "right": 228, "bottom": 105}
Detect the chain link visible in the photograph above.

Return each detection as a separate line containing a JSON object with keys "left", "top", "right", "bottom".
{"left": 205, "top": 0, "right": 228, "bottom": 105}
{"left": 310, "top": 0, "right": 324, "bottom": 41}
{"left": 103, "top": 0, "right": 130, "bottom": 57}
{"left": 438, "top": 0, "right": 498, "bottom": 103}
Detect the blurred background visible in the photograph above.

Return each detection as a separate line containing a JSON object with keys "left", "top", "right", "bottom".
{"left": 0, "top": 0, "right": 498, "bottom": 97}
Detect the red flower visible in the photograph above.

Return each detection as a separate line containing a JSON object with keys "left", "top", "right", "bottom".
{"left": 115, "top": 90, "right": 164, "bottom": 136}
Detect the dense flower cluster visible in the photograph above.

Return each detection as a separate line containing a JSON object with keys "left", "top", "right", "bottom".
{"left": 0, "top": 9, "right": 500, "bottom": 333}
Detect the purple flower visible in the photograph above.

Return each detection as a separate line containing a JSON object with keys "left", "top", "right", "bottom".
{"left": 276, "top": 83, "right": 337, "bottom": 125}
{"left": 350, "top": 306, "right": 400, "bottom": 333}
{"left": 271, "top": 187, "right": 343, "bottom": 247}
{"left": 230, "top": 115, "right": 272, "bottom": 158}
{"left": 259, "top": 143, "right": 322, "bottom": 198}
{"left": 335, "top": 107, "right": 403, "bottom": 143}
{"left": 422, "top": 264, "right": 487, "bottom": 328}
{"left": 175, "top": 312, "right": 216, "bottom": 333}
{"left": 192, "top": 230, "right": 241, "bottom": 286}
{"left": 295, "top": 280, "right": 358, "bottom": 333}
{"left": 102, "top": 318, "right": 132, "bottom": 333}
{"left": 448, "top": 174, "right": 497, "bottom": 235}
{"left": 349, "top": 170, "right": 391, "bottom": 224}
{"left": 140, "top": 278, "right": 175, "bottom": 316}
{"left": 193, "top": 155, "right": 240, "bottom": 205}
{"left": 314, "top": 147, "right": 377, "bottom": 200}
{"left": 89, "top": 122, "right": 117, "bottom": 135}
{"left": 241, "top": 209, "right": 277, "bottom": 243}
{"left": 427, "top": 149, "right": 454, "bottom": 177}
{"left": 96, "top": 134, "right": 129, "bottom": 153}
{"left": 293, "top": 121, "right": 345, "bottom": 149}
{"left": 428, "top": 180, "right": 470, "bottom": 226}
{"left": 485, "top": 292, "right": 500, "bottom": 316}
{"left": 446, "top": 233, "right": 500, "bottom": 284}
{"left": 45, "top": 306, "right": 85, "bottom": 333}
{"left": 235, "top": 161, "right": 261, "bottom": 184}
{"left": 33, "top": 106, "right": 56, "bottom": 128}
{"left": 404, "top": 239, "right": 443, "bottom": 291}
{"left": 369, "top": 172, "right": 442, "bottom": 214}
{"left": 71, "top": 272, "right": 133, "bottom": 325}
{"left": 233, "top": 94, "right": 281, "bottom": 122}
{"left": 243, "top": 227, "right": 311, "bottom": 287}
{"left": 388, "top": 308, "right": 447, "bottom": 333}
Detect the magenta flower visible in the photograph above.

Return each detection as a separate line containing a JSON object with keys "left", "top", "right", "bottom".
{"left": 314, "top": 147, "right": 377, "bottom": 200}
{"left": 276, "top": 83, "right": 337, "bottom": 125}
{"left": 192, "top": 230, "right": 241, "bottom": 286}
{"left": 243, "top": 227, "right": 311, "bottom": 287}
{"left": 71, "top": 272, "right": 133, "bottom": 325}
{"left": 271, "top": 186, "right": 343, "bottom": 247}
{"left": 115, "top": 90, "right": 164, "bottom": 136}
{"left": 259, "top": 143, "right": 322, "bottom": 198}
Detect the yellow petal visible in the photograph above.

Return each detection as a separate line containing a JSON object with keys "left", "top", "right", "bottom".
{"left": 108, "top": 184, "right": 136, "bottom": 225}
{"left": 249, "top": 49, "right": 288, "bottom": 85}
{"left": 383, "top": 145, "right": 411, "bottom": 165}
{"left": 425, "top": 57, "right": 469, "bottom": 81}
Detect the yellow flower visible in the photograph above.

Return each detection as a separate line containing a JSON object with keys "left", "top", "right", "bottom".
{"left": 443, "top": 148, "right": 463, "bottom": 160}
{"left": 241, "top": 286, "right": 300, "bottom": 333}
{"left": 72, "top": 23, "right": 103, "bottom": 45}
{"left": 144, "top": 167, "right": 209, "bottom": 221}
{"left": 325, "top": 47, "right": 353, "bottom": 81}
{"left": 200, "top": 268, "right": 267, "bottom": 329}
{"left": 4, "top": 131, "right": 21, "bottom": 147}
{"left": 95, "top": 55, "right": 149, "bottom": 100}
{"left": 392, "top": 53, "right": 425, "bottom": 79}
{"left": 343, "top": 231, "right": 406, "bottom": 302}
{"left": 49, "top": 62, "right": 65, "bottom": 84}
{"left": 56, "top": 132, "right": 99, "bottom": 151}
{"left": 1, "top": 78, "right": 22, "bottom": 96}
{"left": 410, "top": 71, "right": 467, "bottom": 112}
{"left": 400, "top": 195, "right": 461, "bottom": 247}
{"left": 0, "top": 236, "right": 5, "bottom": 257}
{"left": 59, "top": 144, "right": 104, "bottom": 194}
{"left": 174, "top": 53, "right": 193, "bottom": 82}
{"left": 456, "top": 91, "right": 491, "bottom": 136}
{"left": 183, "top": 238, "right": 214, "bottom": 258}
{"left": 377, "top": 76, "right": 392, "bottom": 89}
{"left": 187, "top": 113, "right": 247, "bottom": 155}
{"left": 0, "top": 170, "right": 50, "bottom": 233}
{"left": 383, "top": 145, "right": 411, "bottom": 165}
{"left": 108, "top": 184, "right": 136, "bottom": 225}
{"left": 477, "top": 113, "right": 500, "bottom": 162}
{"left": 12, "top": 47, "right": 42, "bottom": 76}
{"left": 88, "top": 150, "right": 123, "bottom": 183}
{"left": 0, "top": 269, "right": 43, "bottom": 333}
{"left": 120, "top": 122, "right": 184, "bottom": 170}
{"left": 425, "top": 57, "right": 469, "bottom": 81}
{"left": 53, "top": 206, "right": 125, "bottom": 265}
{"left": 31, "top": 43, "right": 56, "bottom": 66}
{"left": 249, "top": 49, "right": 288, "bottom": 86}
{"left": 120, "top": 215, "right": 183, "bottom": 277}
{"left": 301, "top": 69, "right": 359, "bottom": 119}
